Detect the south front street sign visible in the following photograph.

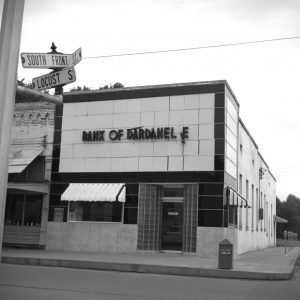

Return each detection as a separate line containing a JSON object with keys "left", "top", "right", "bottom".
{"left": 32, "top": 67, "right": 76, "bottom": 91}
{"left": 20, "top": 47, "right": 82, "bottom": 69}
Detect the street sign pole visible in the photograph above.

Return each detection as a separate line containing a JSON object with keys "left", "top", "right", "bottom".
{"left": 48, "top": 43, "right": 64, "bottom": 95}
{"left": 0, "top": 0, "right": 25, "bottom": 256}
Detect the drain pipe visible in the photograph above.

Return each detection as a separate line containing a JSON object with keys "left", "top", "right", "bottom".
{"left": 16, "top": 85, "right": 63, "bottom": 104}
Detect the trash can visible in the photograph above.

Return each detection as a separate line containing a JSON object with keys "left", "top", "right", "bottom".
{"left": 218, "top": 239, "right": 233, "bottom": 269}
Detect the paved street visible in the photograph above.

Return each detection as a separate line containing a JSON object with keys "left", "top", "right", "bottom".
{"left": 0, "top": 263, "right": 299, "bottom": 300}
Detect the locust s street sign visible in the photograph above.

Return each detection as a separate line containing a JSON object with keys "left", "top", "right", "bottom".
{"left": 21, "top": 47, "right": 82, "bottom": 69}
{"left": 32, "top": 67, "right": 76, "bottom": 91}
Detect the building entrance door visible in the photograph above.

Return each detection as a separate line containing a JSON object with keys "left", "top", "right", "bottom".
{"left": 161, "top": 201, "right": 183, "bottom": 251}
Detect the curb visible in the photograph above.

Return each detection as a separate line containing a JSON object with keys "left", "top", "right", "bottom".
{"left": 1, "top": 256, "right": 292, "bottom": 280}
{"left": 288, "top": 252, "right": 300, "bottom": 279}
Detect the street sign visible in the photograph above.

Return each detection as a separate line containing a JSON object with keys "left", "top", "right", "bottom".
{"left": 21, "top": 52, "right": 72, "bottom": 69}
{"left": 72, "top": 48, "right": 82, "bottom": 66}
{"left": 21, "top": 47, "right": 82, "bottom": 69}
{"left": 32, "top": 67, "right": 76, "bottom": 91}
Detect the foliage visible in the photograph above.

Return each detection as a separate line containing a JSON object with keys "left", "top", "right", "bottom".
{"left": 70, "top": 85, "right": 91, "bottom": 92}
{"left": 17, "top": 79, "right": 33, "bottom": 89}
{"left": 99, "top": 82, "right": 124, "bottom": 90}
{"left": 70, "top": 82, "right": 124, "bottom": 92}
{"left": 276, "top": 194, "right": 300, "bottom": 240}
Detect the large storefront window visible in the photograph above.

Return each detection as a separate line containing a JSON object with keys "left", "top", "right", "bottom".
{"left": 5, "top": 194, "right": 42, "bottom": 226}
{"left": 68, "top": 201, "right": 123, "bottom": 222}
{"left": 198, "top": 183, "right": 224, "bottom": 227}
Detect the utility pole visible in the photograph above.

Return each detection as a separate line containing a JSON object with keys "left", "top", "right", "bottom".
{"left": 0, "top": 0, "right": 25, "bottom": 256}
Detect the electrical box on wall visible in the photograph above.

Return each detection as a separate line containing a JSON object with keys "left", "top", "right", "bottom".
{"left": 259, "top": 208, "right": 264, "bottom": 220}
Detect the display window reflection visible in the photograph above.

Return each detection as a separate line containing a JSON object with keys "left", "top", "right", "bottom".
{"left": 5, "top": 194, "right": 42, "bottom": 226}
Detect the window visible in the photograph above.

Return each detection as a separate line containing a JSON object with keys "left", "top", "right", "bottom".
{"left": 256, "top": 188, "right": 259, "bottom": 230}
{"left": 5, "top": 194, "right": 42, "bottom": 226}
{"left": 260, "top": 192, "right": 263, "bottom": 230}
{"left": 198, "top": 183, "right": 224, "bottom": 227}
{"left": 214, "top": 123, "right": 224, "bottom": 138}
{"left": 251, "top": 184, "right": 254, "bottom": 229}
{"left": 198, "top": 210, "right": 223, "bottom": 227}
{"left": 238, "top": 174, "right": 243, "bottom": 229}
{"left": 271, "top": 204, "right": 273, "bottom": 236}
{"left": 124, "top": 194, "right": 138, "bottom": 224}
{"left": 123, "top": 184, "right": 139, "bottom": 224}
{"left": 228, "top": 191, "right": 238, "bottom": 227}
{"left": 264, "top": 194, "right": 267, "bottom": 231}
{"left": 246, "top": 180, "right": 249, "bottom": 230}
{"left": 68, "top": 201, "right": 122, "bottom": 222}
{"left": 198, "top": 196, "right": 223, "bottom": 209}
{"left": 198, "top": 183, "right": 224, "bottom": 195}
{"left": 239, "top": 174, "right": 242, "bottom": 194}
{"left": 163, "top": 187, "right": 184, "bottom": 198}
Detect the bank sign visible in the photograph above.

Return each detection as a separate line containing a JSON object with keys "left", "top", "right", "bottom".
{"left": 82, "top": 126, "right": 189, "bottom": 144}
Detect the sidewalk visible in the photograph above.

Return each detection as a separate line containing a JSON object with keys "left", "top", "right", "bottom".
{"left": 1, "top": 246, "right": 299, "bottom": 280}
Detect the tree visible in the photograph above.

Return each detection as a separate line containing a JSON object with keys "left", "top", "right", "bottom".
{"left": 111, "top": 82, "right": 124, "bottom": 89}
{"left": 99, "top": 82, "right": 124, "bottom": 90}
{"left": 276, "top": 194, "right": 300, "bottom": 240}
{"left": 70, "top": 83, "right": 125, "bottom": 92}
{"left": 70, "top": 85, "right": 91, "bottom": 92}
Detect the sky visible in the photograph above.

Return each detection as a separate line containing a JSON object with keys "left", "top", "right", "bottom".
{"left": 1, "top": 0, "right": 300, "bottom": 201}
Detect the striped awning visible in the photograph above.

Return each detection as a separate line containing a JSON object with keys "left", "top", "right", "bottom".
{"left": 274, "top": 215, "right": 288, "bottom": 223}
{"left": 8, "top": 149, "right": 43, "bottom": 174}
{"left": 61, "top": 183, "right": 126, "bottom": 202}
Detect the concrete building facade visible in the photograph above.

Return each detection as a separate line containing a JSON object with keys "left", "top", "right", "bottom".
{"left": 45, "top": 81, "right": 276, "bottom": 258}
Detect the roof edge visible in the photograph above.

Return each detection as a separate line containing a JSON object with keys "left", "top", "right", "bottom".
{"left": 239, "top": 118, "right": 259, "bottom": 149}
{"left": 64, "top": 80, "right": 228, "bottom": 96}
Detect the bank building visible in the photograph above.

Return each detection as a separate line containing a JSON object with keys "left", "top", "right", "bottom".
{"left": 4, "top": 80, "right": 277, "bottom": 258}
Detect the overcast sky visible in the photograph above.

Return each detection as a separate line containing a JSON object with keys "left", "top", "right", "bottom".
{"left": 1, "top": 0, "right": 300, "bottom": 200}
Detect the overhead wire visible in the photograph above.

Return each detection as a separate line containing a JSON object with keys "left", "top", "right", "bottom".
{"left": 82, "top": 36, "right": 300, "bottom": 60}
{"left": 17, "top": 35, "right": 300, "bottom": 65}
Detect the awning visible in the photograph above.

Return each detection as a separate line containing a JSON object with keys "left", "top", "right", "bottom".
{"left": 274, "top": 215, "right": 288, "bottom": 223}
{"left": 8, "top": 149, "right": 43, "bottom": 174}
{"left": 61, "top": 183, "right": 126, "bottom": 202}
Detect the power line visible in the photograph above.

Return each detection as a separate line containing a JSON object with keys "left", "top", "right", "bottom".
{"left": 17, "top": 35, "right": 300, "bottom": 65}
{"left": 83, "top": 35, "right": 300, "bottom": 60}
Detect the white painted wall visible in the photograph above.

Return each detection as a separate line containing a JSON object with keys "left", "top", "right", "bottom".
{"left": 197, "top": 227, "right": 237, "bottom": 258}
{"left": 59, "top": 94, "right": 216, "bottom": 173}
{"left": 237, "top": 122, "right": 276, "bottom": 254}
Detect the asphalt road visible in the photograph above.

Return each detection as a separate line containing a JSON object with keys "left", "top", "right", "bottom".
{"left": 0, "top": 263, "right": 299, "bottom": 300}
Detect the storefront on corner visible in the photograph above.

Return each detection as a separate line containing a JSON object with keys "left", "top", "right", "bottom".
{"left": 46, "top": 80, "right": 277, "bottom": 258}
{"left": 3, "top": 102, "right": 55, "bottom": 248}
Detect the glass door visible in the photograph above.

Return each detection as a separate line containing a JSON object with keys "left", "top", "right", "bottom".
{"left": 161, "top": 202, "right": 183, "bottom": 251}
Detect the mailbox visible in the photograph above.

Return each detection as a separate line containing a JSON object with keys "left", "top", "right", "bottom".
{"left": 218, "top": 239, "right": 233, "bottom": 269}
